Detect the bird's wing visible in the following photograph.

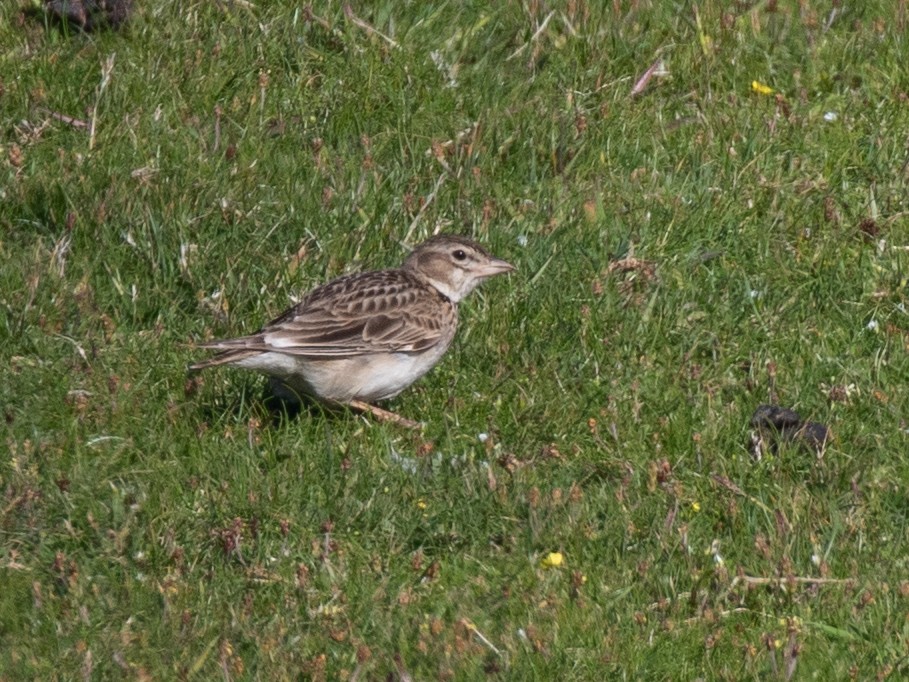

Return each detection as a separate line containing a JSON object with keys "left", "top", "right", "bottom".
{"left": 198, "top": 271, "right": 455, "bottom": 358}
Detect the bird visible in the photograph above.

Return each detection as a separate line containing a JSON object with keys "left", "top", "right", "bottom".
{"left": 190, "top": 234, "right": 514, "bottom": 428}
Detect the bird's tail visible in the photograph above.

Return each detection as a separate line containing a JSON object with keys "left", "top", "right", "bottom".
{"left": 188, "top": 346, "right": 261, "bottom": 372}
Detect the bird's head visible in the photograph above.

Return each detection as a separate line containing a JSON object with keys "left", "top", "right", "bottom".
{"left": 404, "top": 235, "right": 514, "bottom": 302}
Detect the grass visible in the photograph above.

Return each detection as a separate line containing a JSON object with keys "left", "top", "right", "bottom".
{"left": 2, "top": 0, "right": 909, "bottom": 678}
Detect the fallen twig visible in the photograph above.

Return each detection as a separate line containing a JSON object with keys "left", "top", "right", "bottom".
{"left": 343, "top": 4, "right": 399, "bottom": 48}
{"left": 631, "top": 58, "right": 667, "bottom": 97}
{"left": 734, "top": 575, "right": 853, "bottom": 587}
{"left": 39, "top": 108, "right": 89, "bottom": 129}
{"left": 462, "top": 619, "right": 502, "bottom": 657}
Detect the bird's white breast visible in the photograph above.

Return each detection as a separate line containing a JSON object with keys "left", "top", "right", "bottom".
{"left": 236, "top": 342, "right": 452, "bottom": 403}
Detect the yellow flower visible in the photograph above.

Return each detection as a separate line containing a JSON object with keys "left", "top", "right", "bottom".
{"left": 541, "top": 552, "right": 564, "bottom": 568}
{"left": 415, "top": 499, "right": 428, "bottom": 510}
{"left": 751, "top": 80, "right": 774, "bottom": 95}
{"left": 691, "top": 501, "right": 701, "bottom": 512}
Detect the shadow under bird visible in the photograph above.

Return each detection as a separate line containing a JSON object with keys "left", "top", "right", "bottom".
{"left": 190, "top": 235, "right": 514, "bottom": 428}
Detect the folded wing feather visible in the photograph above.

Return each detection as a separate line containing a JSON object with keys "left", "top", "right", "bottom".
{"left": 197, "top": 270, "right": 453, "bottom": 359}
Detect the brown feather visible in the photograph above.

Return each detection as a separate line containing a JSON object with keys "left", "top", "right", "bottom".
{"left": 192, "top": 269, "right": 456, "bottom": 360}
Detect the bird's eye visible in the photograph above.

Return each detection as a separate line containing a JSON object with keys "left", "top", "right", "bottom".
{"left": 453, "top": 249, "right": 467, "bottom": 261}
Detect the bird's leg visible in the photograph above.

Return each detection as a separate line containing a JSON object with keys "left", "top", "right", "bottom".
{"left": 346, "top": 400, "right": 422, "bottom": 430}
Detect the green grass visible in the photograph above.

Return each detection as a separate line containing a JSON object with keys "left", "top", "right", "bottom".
{"left": 3, "top": 1, "right": 909, "bottom": 678}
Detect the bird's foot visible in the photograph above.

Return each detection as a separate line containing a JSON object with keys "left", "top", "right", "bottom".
{"left": 347, "top": 400, "right": 422, "bottom": 430}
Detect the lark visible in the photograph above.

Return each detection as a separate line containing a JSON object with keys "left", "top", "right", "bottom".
{"left": 190, "top": 235, "right": 514, "bottom": 428}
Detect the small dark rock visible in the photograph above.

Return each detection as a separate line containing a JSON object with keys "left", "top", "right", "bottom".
{"left": 749, "top": 404, "right": 831, "bottom": 459}
{"left": 44, "top": 0, "right": 133, "bottom": 31}
{"left": 798, "top": 421, "right": 832, "bottom": 452}
{"left": 750, "top": 404, "right": 803, "bottom": 430}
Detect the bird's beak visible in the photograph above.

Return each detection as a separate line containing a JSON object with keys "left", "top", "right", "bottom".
{"left": 480, "top": 258, "right": 515, "bottom": 278}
